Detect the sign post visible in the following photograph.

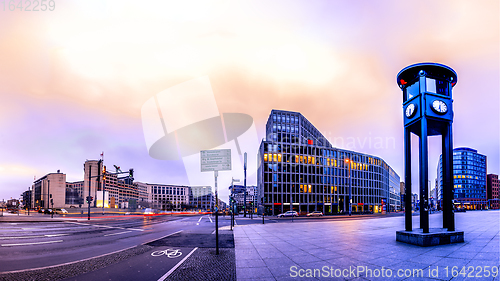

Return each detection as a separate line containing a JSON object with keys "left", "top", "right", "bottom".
{"left": 201, "top": 149, "right": 231, "bottom": 255}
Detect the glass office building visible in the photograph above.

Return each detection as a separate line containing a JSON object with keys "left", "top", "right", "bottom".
{"left": 257, "top": 109, "right": 400, "bottom": 216}
{"left": 436, "top": 147, "right": 487, "bottom": 210}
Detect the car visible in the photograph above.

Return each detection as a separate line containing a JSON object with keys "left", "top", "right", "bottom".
{"left": 277, "top": 211, "right": 299, "bottom": 218}
{"left": 455, "top": 208, "right": 466, "bottom": 212}
{"left": 44, "top": 209, "right": 54, "bottom": 214}
{"left": 54, "top": 208, "right": 68, "bottom": 214}
{"left": 307, "top": 211, "right": 323, "bottom": 217}
{"left": 38, "top": 208, "right": 45, "bottom": 213}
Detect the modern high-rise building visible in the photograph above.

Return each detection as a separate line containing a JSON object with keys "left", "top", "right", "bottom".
{"left": 487, "top": 174, "right": 499, "bottom": 209}
{"left": 437, "top": 147, "right": 487, "bottom": 210}
{"left": 257, "top": 109, "right": 400, "bottom": 216}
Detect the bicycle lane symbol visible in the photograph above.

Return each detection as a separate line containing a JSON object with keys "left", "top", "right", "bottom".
{"left": 151, "top": 248, "right": 182, "bottom": 258}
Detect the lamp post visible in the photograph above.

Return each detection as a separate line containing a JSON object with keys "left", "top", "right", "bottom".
{"left": 345, "top": 158, "right": 352, "bottom": 216}
{"left": 27, "top": 186, "right": 30, "bottom": 216}
{"left": 231, "top": 178, "right": 240, "bottom": 230}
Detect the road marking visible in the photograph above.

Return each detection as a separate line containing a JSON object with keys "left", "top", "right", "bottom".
{"left": 151, "top": 248, "right": 182, "bottom": 258}
{"left": 1, "top": 240, "right": 63, "bottom": 247}
{"left": 45, "top": 234, "right": 69, "bottom": 237}
{"left": 0, "top": 234, "right": 69, "bottom": 240}
{"left": 208, "top": 217, "right": 213, "bottom": 223}
{"left": 65, "top": 222, "right": 144, "bottom": 232}
{"left": 197, "top": 216, "right": 204, "bottom": 222}
{"left": 141, "top": 230, "right": 183, "bottom": 245}
{"left": 126, "top": 228, "right": 144, "bottom": 232}
{"left": 104, "top": 231, "right": 132, "bottom": 237}
{"left": 157, "top": 247, "right": 198, "bottom": 281}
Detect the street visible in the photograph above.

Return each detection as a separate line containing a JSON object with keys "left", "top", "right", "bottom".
{"left": 0, "top": 213, "right": 234, "bottom": 280}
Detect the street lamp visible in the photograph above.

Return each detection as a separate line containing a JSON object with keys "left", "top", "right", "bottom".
{"left": 345, "top": 158, "right": 352, "bottom": 216}
{"left": 231, "top": 178, "right": 240, "bottom": 230}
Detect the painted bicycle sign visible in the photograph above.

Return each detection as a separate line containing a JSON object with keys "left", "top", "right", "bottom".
{"left": 151, "top": 249, "right": 182, "bottom": 258}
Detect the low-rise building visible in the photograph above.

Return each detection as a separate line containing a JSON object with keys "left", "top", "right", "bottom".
{"left": 487, "top": 174, "right": 499, "bottom": 209}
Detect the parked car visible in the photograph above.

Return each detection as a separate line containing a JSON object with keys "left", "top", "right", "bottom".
{"left": 38, "top": 208, "right": 45, "bottom": 213}
{"left": 54, "top": 208, "right": 68, "bottom": 214}
{"left": 277, "top": 211, "right": 299, "bottom": 218}
{"left": 306, "top": 211, "right": 323, "bottom": 217}
{"left": 44, "top": 209, "right": 54, "bottom": 214}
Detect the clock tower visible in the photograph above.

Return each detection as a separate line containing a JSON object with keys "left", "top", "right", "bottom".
{"left": 396, "top": 62, "right": 463, "bottom": 246}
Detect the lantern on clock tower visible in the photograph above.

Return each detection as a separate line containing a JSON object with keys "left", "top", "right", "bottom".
{"left": 396, "top": 62, "right": 458, "bottom": 237}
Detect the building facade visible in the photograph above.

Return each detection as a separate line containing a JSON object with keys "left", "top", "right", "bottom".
{"left": 144, "top": 183, "right": 190, "bottom": 211}
{"left": 189, "top": 186, "right": 214, "bottom": 211}
{"left": 487, "top": 174, "right": 499, "bottom": 209}
{"left": 257, "top": 110, "right": 400, "bottom": 216}
{"left": 33, "top": 171, "right": 67, "bottom": 209}
{"left": 231, "top": 185, "right": 258, "bottom": 213}
{"left": 437, "top": 147, "right": 487, "bottom": 210}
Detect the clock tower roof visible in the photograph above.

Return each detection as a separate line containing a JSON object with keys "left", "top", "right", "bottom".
{"left": 397, "top": 62, "right": 457, "bottom": 89}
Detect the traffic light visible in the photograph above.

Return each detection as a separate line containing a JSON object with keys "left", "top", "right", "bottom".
{"left": 129, "top": 168, "right": 134, "bottom": 179}
{"left": 102, "top": 166, "right": 106, "bottom": 180}
{"left": 86, "top": 196, "right": 94, "bottom": 203}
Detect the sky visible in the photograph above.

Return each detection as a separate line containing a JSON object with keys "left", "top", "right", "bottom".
{"left": 0, "top": 0, "right": 498, "bottom": 203}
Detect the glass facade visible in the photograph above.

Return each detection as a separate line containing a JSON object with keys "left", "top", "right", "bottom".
{"left": 437, "top": 147, "right": 487, "bottom": 210}
{"left": 258, "top": 110, "right": 400, "bottom": 215}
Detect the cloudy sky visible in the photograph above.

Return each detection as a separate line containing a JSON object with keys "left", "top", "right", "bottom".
{"left": 0, "top": 0, "right": 498, "bottom": 203}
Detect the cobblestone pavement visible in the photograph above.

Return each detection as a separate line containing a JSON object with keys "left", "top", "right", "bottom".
{"left": 166, "top": 248, "right": 236, "bottom": 281}
{"left": 0, "top": 245, "right": 155, "bottom": 281}
{"left": 234, "top": 210, "right": 500, "bottom": 281}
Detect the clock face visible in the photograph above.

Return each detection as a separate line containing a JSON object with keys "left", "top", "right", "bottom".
{"left": 405, "top": 103, "right": 416, "bottom": 118}
{"left": 431, "top": 100, "right": 448, "bottom": 114}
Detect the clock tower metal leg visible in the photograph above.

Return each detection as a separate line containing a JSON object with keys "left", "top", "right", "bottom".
{"left": 442, "top": 123, "right": 455, "bottom": 231}
{"left": 404, "top": 127, "right": 412, "bottom": 231}
{"left": 419, "top": 117, "right": 429, "bottom": 233}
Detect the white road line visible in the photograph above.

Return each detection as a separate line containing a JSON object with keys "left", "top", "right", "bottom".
{"left": 65, "top": 222, "right": 143, "bottom": 232}
{"left": 104, "top": 231, "right": 132, "bottom": 237}
{"left": 45, "top": 234, "right": 69, "bottom": 237}
{"left": 157, "top": 247, "right": 198, "bottom": 281}
{"left": 197, "top": 216, "right": 204, "bottom": 222}
{"left": 141, "top": 230, "right": 183, "bottom": 245}
{"left": 208, "top": 217, "right": 213, "bottom": 223}
{"left": 65, "top": 222, "right": 92, "bottom": 226}
{"left": 1, "top": 240, "right": 63, "bottom": 247}
{"left": 0, "top": 234, "right": 69, "bottom": 240}
{"left": 211, "top": 230, "right": 216, "bottom": 234}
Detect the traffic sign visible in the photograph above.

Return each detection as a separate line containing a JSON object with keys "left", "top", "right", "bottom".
{"left": 200, "top": 149, "right": 231, "bottom": 172}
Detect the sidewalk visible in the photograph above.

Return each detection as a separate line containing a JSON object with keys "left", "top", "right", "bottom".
{"left": 234, "top": 210, "right": 500, "bottom": 280}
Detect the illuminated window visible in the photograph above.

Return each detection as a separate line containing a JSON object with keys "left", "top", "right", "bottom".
{"left": 312, "top": 157, "right": 316, "bottom": 165}
{"left": 331, "top": 186, "right": 334, "bottom": 193}
{"left": 308, "top": 156, "right": 311, "bottom": 164}
{"left": 300, "top": 156, "right": 304, "bottom": 163}
{"left": 273, "top": 154, "right": 277, "bottom": 162}
{"left": 327, "top": 159, "right": 330, "bottom": 166}
{"left": 277, "top": 154, "right": 282, "bottom": 162}
{"left": 264, "top": 153, "right": 268, "bottom": 162}
{"left": 295, "top": 156, "right": 299, "bottom": 163}
{"left": 334, "top": 160, "right": 337, "bottom": 167}
{"left": 308, "top": 185, "right": 312, "bottom": 193}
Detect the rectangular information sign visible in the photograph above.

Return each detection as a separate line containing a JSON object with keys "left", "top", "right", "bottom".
{"left": 201, "top": 149, "right": 231, "bottom": 172}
